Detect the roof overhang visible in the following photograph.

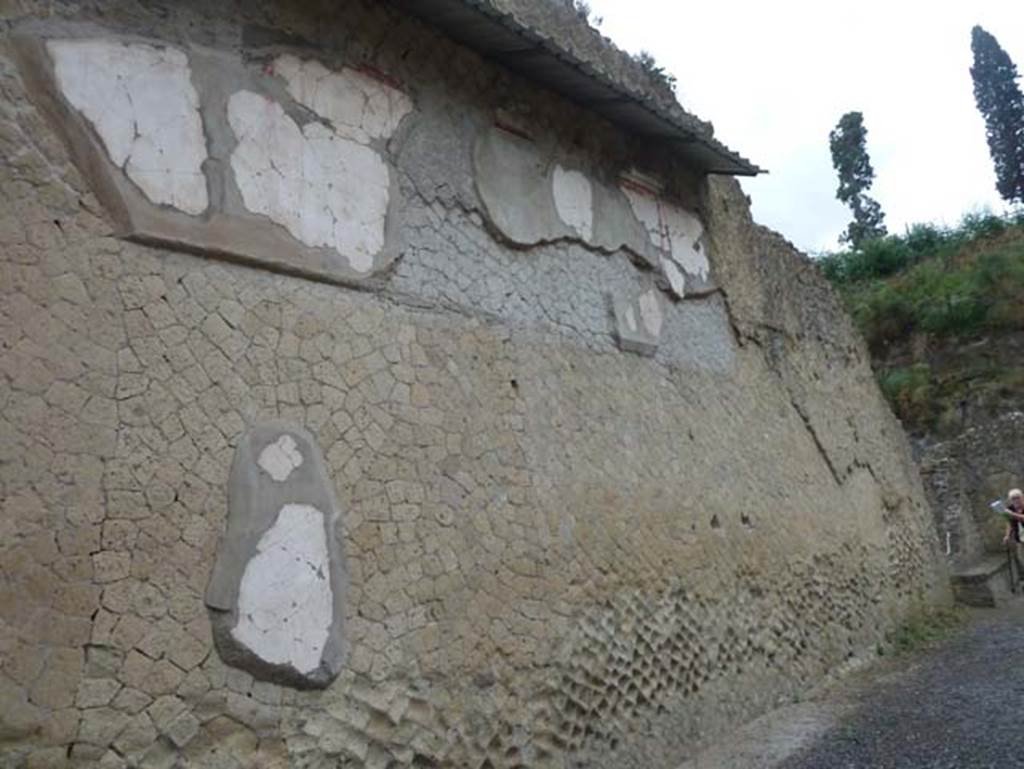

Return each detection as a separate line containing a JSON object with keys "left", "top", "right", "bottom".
{"left": 389, "top": 0, "right": 762, "bottom": 176}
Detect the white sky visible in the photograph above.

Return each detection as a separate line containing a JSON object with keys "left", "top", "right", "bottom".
{"left": 585, "top": 0, "right": 1024, "bottom": 253}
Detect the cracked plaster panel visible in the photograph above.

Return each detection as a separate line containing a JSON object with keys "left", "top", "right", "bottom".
{"left": 473, "top": 126, "right": 562, "bottom": 245}
{"left": 274, "top": 54, "right": 412, "bottom": 145}
{"left": 206, "top": 422, "right": 346, "bottom": 689}
{"left": 47, "top": 39, "right": 209, "bottom": 215}
{"left": 228, "top": 90, "right": 391, "bottom": 274}
{"left": 473, "top": 126, "right": 651, "bottom": 257}
{"left": 12, "top": 31, "right": 404, "bottom": 286}
{"left": 622, "top": 181, "right": 714, "bottom": 297}
{"left": 233, "top": 503, "right": 333, "bottom": 675}
{"left": 665, "top": 204, "right": 711, "bottom": 282}
{"left": 661, "top": 256, "right": 687, "bottom": 297}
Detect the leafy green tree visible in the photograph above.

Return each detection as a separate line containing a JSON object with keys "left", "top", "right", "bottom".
{"left": 970, "top": 26, "right": 1024, "bottom": 205}
{"left": 829, "top": 111, "right": 887, "bottom": 248}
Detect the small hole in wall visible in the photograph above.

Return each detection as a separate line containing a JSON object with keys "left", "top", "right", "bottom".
{"left": 740, "top": 513, "right": 753, "bottom": 528}
{"left": 53, "top": 219, "right": 63, "bottom": 231}
{"left": 710, "top": 514, "right": 721, "bottom": 529}
{"left": 509, "top": 379, "right": 518, "bottom": 390}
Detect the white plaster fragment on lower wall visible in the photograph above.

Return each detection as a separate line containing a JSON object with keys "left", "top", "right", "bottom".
{"left": 274, "top": 54, "right": 412, "bottom": 145}
{"left": 257, "top": 434, "right": 303, "bottom": 482}
{"left": 232, "top": 503, "right": 333, "bottom": 674}
{"left": 47, "top": 39, "right": 209, "bottom": 215}
{"left": 662, "top": 257, "right": 686, "bottom": 298}
{"left": 552, "top": 165, "right": 593, "bottom": 241}
{"left": 227, "top": 90, "right": 389, "bottom": 273}
{"left": 638, "top": 289, "right": 663, "bottom": 337}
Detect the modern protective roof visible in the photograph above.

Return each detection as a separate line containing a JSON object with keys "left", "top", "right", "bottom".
{"left": 390, "top": 0, "right": 762, "bottom": 176}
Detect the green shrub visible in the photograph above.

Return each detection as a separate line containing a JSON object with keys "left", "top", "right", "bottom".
{"left": 817, "top": 210, "right": 1022, "bottom": 287}
{"left": 878, "top": 364, "right": 935, "bottom": 425}
{"left": 902, "top": 223, "right": 948, "bottom": 256}
{"left": 883, "top": 605, "right": 964, "bottom": 655}
{"left": 910, "top": 263, "right": 988, "bottom": 336}
{"left": 959, "top": 210, "right": 1008, "bottom": 240}
{"left": 848, "top": 281, "right": 914, "bottom": 349}
{"left": 825, "top": 216, "right": 1024, "bottom": 346}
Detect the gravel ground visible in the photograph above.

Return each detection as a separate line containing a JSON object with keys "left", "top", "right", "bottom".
{"left": 778, "top": 604, "right": 1024, "bottom": 769}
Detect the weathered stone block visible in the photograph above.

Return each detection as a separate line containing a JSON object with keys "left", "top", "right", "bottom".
{"left": 612, "top": 288, "right": 664, "bottom": 356}
{"left": 75, "top": 678, "right": 122, "bottom": 708}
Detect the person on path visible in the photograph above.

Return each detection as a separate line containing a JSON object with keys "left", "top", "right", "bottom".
{"left": 1001, "top": 488, "right": 1024, "bottom": 582}
{"left": 1001, "top": 489, "right": 1024, "bottom": 543}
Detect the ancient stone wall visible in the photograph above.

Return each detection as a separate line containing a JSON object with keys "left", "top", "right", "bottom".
{"left": 0, "top": 1, "right": 948, "bottom": 768}
{"left": 918, "top": 411, "right": 1024, "bottom": 567}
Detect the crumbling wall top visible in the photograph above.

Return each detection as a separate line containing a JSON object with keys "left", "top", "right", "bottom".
{"left": 491, "top": 0, "right": 700, "bottom": 121}
{"left": 390, "top": 0, "right": 762, "bottom": 175}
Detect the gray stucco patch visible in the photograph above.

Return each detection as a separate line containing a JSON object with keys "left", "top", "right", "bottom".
{"left": 472, "top": 124, "right": 652, "bottom": 259}
{"left": 473, "top": 125, "right": 566, "bottom": 246}
{"left": 206, "top": 421, "right": 346, "bottom": 689}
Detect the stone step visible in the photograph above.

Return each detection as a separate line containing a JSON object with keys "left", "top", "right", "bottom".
{"left": 951, "top": 553, "right": 1020, "bottom": 607}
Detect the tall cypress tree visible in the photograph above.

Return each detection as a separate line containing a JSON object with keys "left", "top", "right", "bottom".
{"left": 829, "top": 111, "right": 887, "bottom": 248}
{"left": 970, "top": 26, "right": 1024, "bottom": 205}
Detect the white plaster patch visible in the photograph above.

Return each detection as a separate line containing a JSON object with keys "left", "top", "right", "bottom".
{"left": 661, "top": 257, "right": 686, "bottom": 298}
{"left": 622, "top": 185, "right": 665, "bottom": 250}
{"left": 227, "top": 90, "right": 389, "bottom": 273}
{"left": 622, "top": 182, "right": 710, "bottom": 281}
{"left": 552, "top": 165, "right": 593, "bottom": 241}
{"left": 663, "top": 204, "right": 709, "bottom": 280}
{"left": 48, "top": 39, "right": 209, "bottom": 215}
{"left": 638, "top": 289, "right": 663, "bottom": 337}
{"left": 274, "top": 55, "right": 412, "bottom": 145}
{"left": 232, "top": 504, "right": 332, "bottom": 674}
{"left": 257, "top": 434, "right": 303, "bottom": 482}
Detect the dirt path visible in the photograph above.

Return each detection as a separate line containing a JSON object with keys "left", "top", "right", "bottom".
{"left": 679, "top": 602, "right": 1024, "bottom": 769}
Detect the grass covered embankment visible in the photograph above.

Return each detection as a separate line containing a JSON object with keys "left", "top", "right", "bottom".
{"left": 818, "top": 212, "right": 1024, "bottom": 432}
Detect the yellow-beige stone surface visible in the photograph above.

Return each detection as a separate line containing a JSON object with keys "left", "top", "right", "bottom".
{"left": 0, "top": 1, "right": 947, "bottom": 767}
